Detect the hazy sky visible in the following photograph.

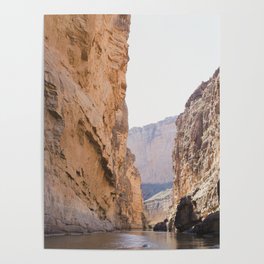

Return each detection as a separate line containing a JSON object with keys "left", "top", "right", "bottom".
{"left": 126, "top": 15, "right": 220, "bottom": 128}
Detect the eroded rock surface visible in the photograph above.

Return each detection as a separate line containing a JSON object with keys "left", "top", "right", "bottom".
{"left": 171, "top": 69, "right": 220, "bottom": 232}
{"left": 144, "top": 188, "right": 172, "bottom": 226}
{"left": 44, "top": 15, "right": 144, "bottom": 234}
{"left": 116, "top": 149, "right": 145, "bottom": 229}
{"left": 192, "top": 211, "right": 219, "bottom": 235}
{"left": 128, "top": 116, "right": 177, "bottom": 184}
{"left": 174, "top": 196, "right": 201, "bottom": 232}
{"left": 128, "top": 116, "right": 176, "bottom": 220}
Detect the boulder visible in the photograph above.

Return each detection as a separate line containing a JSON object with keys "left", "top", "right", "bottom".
{"left": 174, "top": 196, "right": 201, "bottom": 232}
{"left": 153, "top": 219, "right": 168, "bottom": 232}
{"left": 192, "top": 211, "right": 219, "bottom": 235}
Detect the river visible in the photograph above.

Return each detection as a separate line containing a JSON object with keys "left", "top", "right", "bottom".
{"left": 45, "top": 231, "right": 219, "bottom": 249}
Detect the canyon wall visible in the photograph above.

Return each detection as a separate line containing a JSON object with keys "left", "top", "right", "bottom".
{"left": 44, "top": 15, "right": 144, "bottom": 234}
{"left": 170, "top": 69, "right": 220, "bottom": 233}
{"left": 117, "top": 149, "right": 145, "bottom": 229}
{"left": 128, "top": 116, "right": 176, "bottom": 225}
{"left": 128, "top": 116, "right": 177, "bottom": 184}
{"left": 144, "top": 188, "right": 172, "bottom": 226}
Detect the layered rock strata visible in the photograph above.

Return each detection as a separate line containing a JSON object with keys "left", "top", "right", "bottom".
{"left": 44, "top": 15, "right": 144, "bottom": 234}
{"left": 128, "top": 116, "right": 177, "bottom": 184}
{"left": 116, "top": 149, "right": 145, "bottom": 229}
{"left": 171, "top": 69, "right": 220, "bottom": 233}
{"left": 144, "top": 188, "right": 172, "bottom": 226}
{"left": 128, "top": 117, "right": 177, "bottom": 225}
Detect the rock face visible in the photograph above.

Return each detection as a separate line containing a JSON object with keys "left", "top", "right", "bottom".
{"left": 174, "top": 196, "right": 201, "bottom": 232}
{"left": 192, "top": 211, "right": 219, "bottom": 235}
{"left": 144, "top": 188, "right": 172, "bottom": 225}
{"left": 44, "top": 15, "right": 144, "bottom": 234}
{"left": 153, "top": 219, "right": 168, "bottom": 232}
{"left": 127, "top": 116, "right": 177, "bottom": 184}
{"left": 171, "top": 69, "right": 220, "bottom": 232}
{"left": 117, "top": 149, "right": 145, "bottom": 229}
{"left": 128, "top": 117, "right": 176, "bottom": 226}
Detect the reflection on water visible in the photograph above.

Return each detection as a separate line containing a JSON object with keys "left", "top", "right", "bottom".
{"left": 45, "top": 231, "right": 219, "bottom": 249}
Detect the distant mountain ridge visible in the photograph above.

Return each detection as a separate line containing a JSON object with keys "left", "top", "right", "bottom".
{"left": 141, "top": 182, "right": 173, "bottom": 200}
{"left": 127, "top": 116, "right": 177, "bottom": 188}
{"left": 129, "top": 116, "right": 177, "bottom": 134}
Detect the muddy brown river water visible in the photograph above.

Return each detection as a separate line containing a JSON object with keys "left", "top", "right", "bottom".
{"left": 45, "top": 231, "right": 219, "bottom": 249}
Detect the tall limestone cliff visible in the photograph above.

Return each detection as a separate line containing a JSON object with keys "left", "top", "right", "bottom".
{"left": 170, "top": 69, "right": 220, "bottom": 233}
{"left": 44, "top": 15, "right": 144, "bottom": 234}
{"left": 128, "top": 116, "right": 176, "bottom": 226}
{"left": 127, "top": 116, "right": 177, "bottom": 185}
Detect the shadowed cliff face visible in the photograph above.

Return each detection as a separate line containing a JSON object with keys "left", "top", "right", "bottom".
{"left": 44, "top": 15, "right": 144, "bottom": 234}
{"left": 171, "top": 69, "right": 220, "bottom": 232}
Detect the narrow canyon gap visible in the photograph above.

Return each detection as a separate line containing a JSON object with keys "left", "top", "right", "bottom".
{"left": 128, "top": 69, "right": 220, "bottom": 234}
{"left": 44, "top": 14, "right": 220, "bottom": 248}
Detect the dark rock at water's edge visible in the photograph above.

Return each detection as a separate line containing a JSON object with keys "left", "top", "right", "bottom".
{"left": 153, "top": 219, "right": 168, "bottom": 232}
{"left": 173, "top": 195, "right": 219, "bottom": 235}
{"left": 141, "top": 212, "right": 148, "bottom": 231}
{"left": 192, "top": 211, "right": 219, "bottom": 235}
{"left": 174, "top": 196, "right": 201, "bottom": 232}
